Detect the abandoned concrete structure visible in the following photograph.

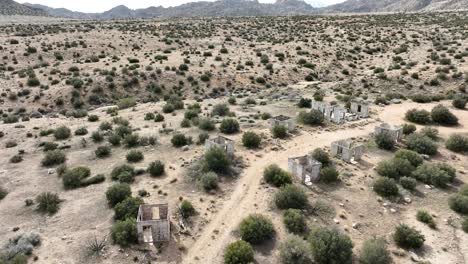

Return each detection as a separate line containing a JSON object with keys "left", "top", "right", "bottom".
{"left": 137, "top": 204, "right": 170, "bottom": 244}
{"left": 374, "top": 123, "right": 403, "bottom": 142}
{"left": 205, "top": 135, "right": 235, "bottom": 158}
{"left": 288, "top": 154, "right": 322, "bottom": 185}
{"left": 331, "top": 139, "right": 365, "bottom": 163}
{"left": 269, "top": 115, "right": 296, "bottom": 132}
{"left": 311, "top": 100, "right": 347, "bottom": 124}
{"left": 350, "top": 100, "right": 370, "bottom": 118}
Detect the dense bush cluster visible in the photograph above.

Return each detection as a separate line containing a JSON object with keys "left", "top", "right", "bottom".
{"left": 263, "top": 164, "right": 292, "bottom": 187}
{"left": 239, "top": 214, "right": 275, "bottom": 244}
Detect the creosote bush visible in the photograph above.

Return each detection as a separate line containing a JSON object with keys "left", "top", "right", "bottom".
{"left": 220, "top": 118, "right": 240, "bottom": 134}
{"left": 224, "top": 240, "right": 254, "bottom": 264}
{"left": 114, "top": 197, "right": 143, "bottom": 221}
{"left": 431, "top": 105, "right": 458, "bottom": 126}
{"left": 242, "top": 132, "right": 261, "bottom": 149}
{"left": 263, "top": 164, "right": 292, "bottom": 187}
{"left": 106, "top": 183, "right": 132, "bottom": 207}
{"left": 320, "top": 166, "right": 339, "bottom": 183}
{"left": 279, "top": 235, "right": 313, "bottom": 264}
{"left": 199, "top": 172, "right": 218, "bottom": 191}
{"left": 126, "top": 150, "right": 144, "bottom": 163}
{"left": 274, "top": 185, "right": 308, "bottom": 209}
{"left": 41, "top": 150, "right": 66, "bottom": 167}
{"left": 312, "top": 148, "right": 330, "bottom": 165}
{"left": 446, "top": 134, "right": 468, "bottom": 153}
{"left": 406, "top": 133, "right": 438, "bottom": 156}
{"left": 283, "top": 209, "right": 306, "bottom": 234}
{"left": 308, "top": 227, "right": 353, "bottom": 264}
{"left": 373, "top": 177, "right": 399, "bottom": 197}
{"left": 180, "top": 200, "right": 195, "bottom": 219}
{"left": 298, "top": 109, "right": 324, "bottom": 126}
{"left": 239, "top": 214, "right": 275, "bottom": 245}
{"left": 359, "top": 237, "right": 392, "bottom": 264}
{"left": 271, "top": 124, "right": 288, "bottom": 139}
{"left": 54, "top": 126, "right": 71, "bottom": 140}
{"left": 111, "top": 218, "right": 137, "bottom": 247}
{"left": 147, "top": 160, "right": 165, "bottom": 177}
{"left": 393, "top": 224, "right": 425, "bottom": 249}
{"left": 203, "top": 146, "right": 230, "bottom": 174}
{"left": 416, "top": 210, "right": 436, "bottom": 229}
{"left": 375, "top": 133, "right": 395, "bottom": 150}
{"left": 405, "top": 109, "right": 431, "bottom": 124}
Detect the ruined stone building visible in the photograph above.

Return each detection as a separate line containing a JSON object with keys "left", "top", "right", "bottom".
{"left": 311, "top": 100, "right": 347, "bottom": 124}
{"left": 374, "top": 123, "right": 403, "bottom": 142}
{"left": 331, "top": 139, "right": 365, "bottom": 163}
{"left": 205, "top": 135, "right": 235, "bottom": 158}
{"left": 137, "top": 204, "right": 170, "bottom": 244}
{"left": 350, "top": 99, "right": 370, "bottom": 118}
{"left": 288, "top": 154, "right": 322, "bottom": 185}
{"left": 269, "top": 115, "right": 296, "bottom": 132}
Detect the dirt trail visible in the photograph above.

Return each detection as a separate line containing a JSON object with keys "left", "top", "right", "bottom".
{"left": 183, "top": 101, "right": 467, "bottom": 264}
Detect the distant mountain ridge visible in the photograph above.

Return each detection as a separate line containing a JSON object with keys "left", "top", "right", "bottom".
{"left": 323, "top": 0, "right": 468, "bottom": 13}
{"left": 3, "top": 0, "right": 467, "bottom": 18}
{"left": 0, "top": 0, "right": 47, "bottom": 16}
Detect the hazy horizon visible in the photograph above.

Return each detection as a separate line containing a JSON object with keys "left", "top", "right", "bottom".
{"left": 19, "top": 0, "right": 346, "bottom": 13}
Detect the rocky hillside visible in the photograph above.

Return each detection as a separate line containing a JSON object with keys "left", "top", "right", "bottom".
{"left": 324, "top": 0, "right": 468, "bottom": 13}
{"left": 0, "top": 0, "right": 48, "bottom": 16}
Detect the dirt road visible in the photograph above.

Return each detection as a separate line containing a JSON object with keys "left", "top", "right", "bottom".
{"left": 183, "top": 101, "right": 468, "bottom": 264}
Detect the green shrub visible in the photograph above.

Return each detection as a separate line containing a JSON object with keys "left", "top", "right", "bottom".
{"left": 95, "top": 145, "right": 111, "bottom": 158}
{"left": 212, "top": 103, "right": 230, "bottom": 116}
{"left": 171, "top": 134, "right": 188, "bottom": 147}
{"left": 393, "top": 224, "right": 425, "bottom": 249}
{"left": 376, "top": 158, "right": 414, "bottom": 179}
{"left": 62, "top": 166, "right": 91, "bottom": 189}
{"left": 449, "top": 194, "right": 468, "bottom": 215}
{"left": 106, "top": 183, "right": 132, "bottom": 207}
{"left": 74, "top": 127, "right": 88, "bottom": 136}
{"left": 36, "top": 192, "right": 61, "bottom": 214}
{"left": 416, "top": 210, "right": 436, "bottom": 229}
{"left": 91, "top": 131, "right": 104, "bottom": 143}
{"left": 148, "top": 160, "right": 165, "bottom": 177}
{"left": 239, "top": 214, "right": 275, "bottom": 244}
{"left": 123, "top": 134, "right": 140, "bottom": 148}
{"left": 199, "top": 172, "right": 218, "bottom": 191}
{"left": 359, "top": 237, "right": 392, "bottom": 264}
{"left": 41, "top": 150, "right": 66, "bottom": 167}
{"left": 405, "top": 109, "right": 431, "bottom": 124}
{"left": 320, "top": 166, "right": 339, "bottom": 183}
{"left": 283, "top": 209, "right": 307, "bottom": 234}
{"left": 420, "top": 127, "right": 439, "bottom": 140}
{"left": 111, "top": 218, "right": 138, "bottom": 247}
{"left": 242, "top": 132, "right": 261, "bottom": 149}
{"left": 431, "top": 105, "right": 458, "bottom": 125}
{"left": 88, "top": 115, "right": 99, "bottom": 122}
{"left": 203, "top": 147, "right": 230, "bottom": 174}
{"left": 375, "top": 133, "right": 395, "bottom": 150}
{"left": 272, "top": 124, "right": 288, "bottom": 139}
{"left": 224, "top": 240, "right": 254, "bottom": 264}
{"left": 198, "top": 118, "right": 216, "bottom": 131}
{"left": 308, "top": 227, "right": 353, "bottom": 264}
{"left": 412, "top": 163, "right": 453, "bottom": 188}
{"left": 452, "top": 97, "right": 466, "bottom": 109}
{"left": 312, "top": 148, "right": 330, "bottom": 165}
{"left": 263, "top": 164, "right": 292, "bottom": 187}
{"left": 462, "top": 218, "right": 468, "bottom": 233}
{"left": 402, "top": 123, "right": 417, "bottom": 135}
{"left": 54, "top": 126, "right": 71, "bottom": 140}
{"left": 117, "top": 97, "right": 136, "bottom": 110}
{"left": 108, "top": 133, "right": 121, "bottom": 146}
{"left": 279, "top": 235, "right": 314, "bottom": 264}
{"left": 180, "top": 200, "right": 195, "bottom": 218}
{"left": 406, "top": 133, "right": 438, "bottom": 156}
{"left": 446, "top": 134, "right": 468, "bottom": 153}
{"left": 274, "top": 185, "right": 308, "bottom": 209}
{"left": 373, "top": 177, "right": 399, "bottom": 197}
{"left": 114, "top": 197, "right": 143, "bottom": 221}
{"left": 0, "top": 186, "right": 7, "bottom": 200}
{"left": 394, "top": 149, "right": 423, "bottom": 167}
{"left": 298, "top": 109, "right": 324, "bottom": 126}
{"left": 126, "top": 150, "right": 144, "bottom": 163}
{"left": 220, "top": 119, "right": 240, "bottom": 134}
{"left": 400, "top": 177, "right": 417, "bottom": 191}
{"left": 111, "top": 164, "right": 135, "bottom": 183}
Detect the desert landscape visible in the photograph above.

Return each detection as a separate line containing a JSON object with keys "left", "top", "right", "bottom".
{"left": 0, "top": 1, "right": 467, "bottom": 264}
